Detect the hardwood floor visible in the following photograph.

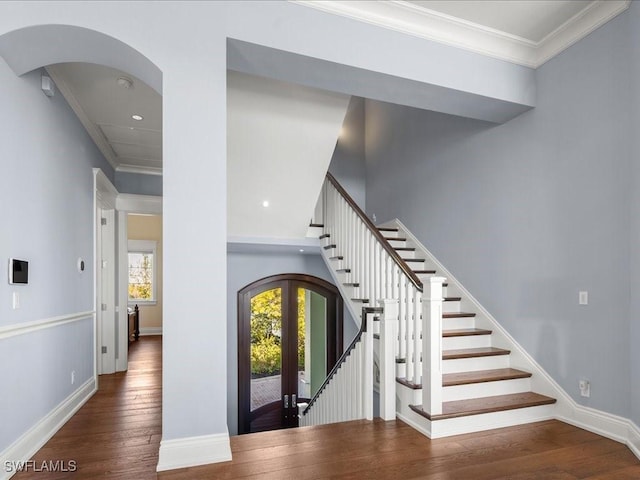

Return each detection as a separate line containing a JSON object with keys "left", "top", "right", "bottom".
{"left": 12, "top": 336, "right": 640, "bottom": 479}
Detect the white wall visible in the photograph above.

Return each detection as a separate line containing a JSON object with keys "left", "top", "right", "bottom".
{"left": 0, "top": 61, "right": 112, "bottom": 453}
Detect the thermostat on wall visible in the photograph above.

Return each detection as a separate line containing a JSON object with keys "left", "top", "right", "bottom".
{"left": 8, "top": 258, "right": 28, "bottom": 285}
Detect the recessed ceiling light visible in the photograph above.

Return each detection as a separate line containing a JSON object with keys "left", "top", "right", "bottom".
{"left": 262, "top": 200, "right": 269, "bottom": 208}
{"left": 299, "top": 249, "right": 304, "bottom": 253}
{"left": 132, "top": 114, "right": 144, "bottom": 121}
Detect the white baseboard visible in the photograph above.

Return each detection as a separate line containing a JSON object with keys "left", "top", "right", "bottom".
{"left": 139, "top": 327, "right": 162, "bottom": 336}
{"left": 557, "top": 404, "right": 640, "bottom": 462}
{"left": 0, "top": 377, "right": 96, "bottom": 480}
{"left": 628, "top": 421, "right": 640, "bottom": 460}
{"left": 156, "top": 429, "right": 232, "bottom": 472}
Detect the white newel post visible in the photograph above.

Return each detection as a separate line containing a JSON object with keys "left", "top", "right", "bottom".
{"left": 422, "top": 277, "right": 446, "bottom": 416}
{"left": 363, "top": 311, "right": 374, "bottom": 421}
{"left": 379, "top": 299, "right": 399, "bottom": 421}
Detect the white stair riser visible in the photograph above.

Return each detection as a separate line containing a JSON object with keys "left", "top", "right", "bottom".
{"left": 396, "top": 250, "right": 416, "bottom": 259}
{"left": 442, "top": 301, "right": 461, "bottom": 313}
{"left": 442, "top": 317, "right": 476, "bottom": 329}
{"left": 442, "top": 285, "right": 448, "bottom": 297}
{"left": 442, "top": 335, "right": 492, "bottom": 351}
{"left": 441, "top": 378, "right": 531, "bottom": 402}
{"left": 429, "top": 404, "right": 556, "bottom": 438}
{"left": 396, "top": 362, "right": 406, "bottom": 378}
{"left": 396, "top": 380, "right": 422, "bottom": 406}
{"left": 443, "top": 354, "right": 510, "bottom": 374}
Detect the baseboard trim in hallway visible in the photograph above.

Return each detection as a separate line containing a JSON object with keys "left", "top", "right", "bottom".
{"left": 0, "top": 377, "right": 96, "bottom": 480}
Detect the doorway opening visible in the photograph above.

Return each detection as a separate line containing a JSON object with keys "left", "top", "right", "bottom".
{"left": 238, "top": 274, "right": 343, "bottom": 434}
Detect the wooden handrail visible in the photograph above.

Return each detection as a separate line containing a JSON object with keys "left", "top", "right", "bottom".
{"left": 302, "top": 306, "right": 383, "bottom": 415}
{"left": 325, "top": 172, "right": 423, "bottom": 291}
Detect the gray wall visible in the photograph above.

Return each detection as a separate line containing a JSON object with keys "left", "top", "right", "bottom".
{"left": 366, "top": 7, "right": 634, "bottom": 420}
{"left": 629, "top": 2, "right": 640, "bottom": 427}
{"left": 115, "top": 171, "right": 162, "bottom": 196}
{"left": 329, "top": 96, "right": 366, "bottom": 209}
{"left": 226, "top": 250, "right": 358, "bottom": 435}
{"left": 0, "top": 63, "right": 112, "bottom": 452}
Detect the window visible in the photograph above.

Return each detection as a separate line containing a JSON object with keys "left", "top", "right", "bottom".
{"left": 128, "top": 240, "right": 157, "bottom": 304}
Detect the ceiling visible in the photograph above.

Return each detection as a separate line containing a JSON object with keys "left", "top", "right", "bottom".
{"left": 45, "top": 1, "right": 630, "bottom": 177}
{"left": 46, "top": 62, "right": 162, "bottom": 176}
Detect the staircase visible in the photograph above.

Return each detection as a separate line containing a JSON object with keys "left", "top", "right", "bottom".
{"left": 300, "top": 173, "right": 559, "bottom": 438}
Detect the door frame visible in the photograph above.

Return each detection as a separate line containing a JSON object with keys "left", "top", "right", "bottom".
{"left": 237, "top": 273, "right": 343, "bottom": 434}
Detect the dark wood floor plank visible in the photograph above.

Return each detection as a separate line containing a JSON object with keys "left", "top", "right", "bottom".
{"left": 11, "top": 336, "right": 639, "bottom": 480}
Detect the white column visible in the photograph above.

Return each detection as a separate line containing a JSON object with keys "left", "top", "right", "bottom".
{"left": 378, "top": 299, "right": 399, "bottom": 421}
{"left": 422, "top": 277, "right": 446, "bottom": 416}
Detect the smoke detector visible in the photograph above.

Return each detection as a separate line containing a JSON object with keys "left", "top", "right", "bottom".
{"left": 117, "top": 76, "right": 133, "bottom": 89}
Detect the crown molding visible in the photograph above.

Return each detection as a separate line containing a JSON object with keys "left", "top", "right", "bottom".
{"left": 292, "top": 0, "right": 630, "bottom": 68}
{"left": 115, "top": 164, "right": 163, "bottom": 176}
{"left": 45, "top": 65, "right": 119, "bottom": 170}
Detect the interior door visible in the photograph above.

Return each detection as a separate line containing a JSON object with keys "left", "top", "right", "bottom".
{"left": 238, "top": 275, "right": 343, "bottom": 434}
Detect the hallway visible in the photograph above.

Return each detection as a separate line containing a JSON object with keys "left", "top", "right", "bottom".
{"left": 13, "top": 337, "right": 162, "bottom": 479}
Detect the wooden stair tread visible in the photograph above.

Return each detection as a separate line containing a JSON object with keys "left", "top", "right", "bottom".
{"left": 309, "top": 223, "right": 324, "bottom": 228}
{"left": 343, "top": 282, "right": 360, "bottom": 287}
{"left": 394, "top": 247, "right": 415, "bottom": 251}
{"left": 323, "top": 244, "right": 336, "bottom": 250}
{"left": 405, "top": 258, "right": 425, "bottom": 263}
{"left": 443, "top": 297, "right": 462, "bottom": 302}
{"left": 378, "top": 227, "right": 398, "bottom": 232}
{"left": 352, "top": 298, "right": 370, "bottom": 303}
{"left": 410, "top": 392, "right": 556, "bottom": 421}
{"left": 329, "top": 255, "right": 344, "bottom": 260}
{"left": 443, "top": 312, "right": 476, "bottom": 318}
{"left": 319, "top": 233, "right": 330, "bottom": 240}
{"left": 336, "top": 268, "right": 351, "bottom": 273}
{"left": 442, "top": 328, "right": 492, "bottom": 337}
{"left": 413, "top": 270, "right": 437, "bottom": 275}
{"left": 386, "top": 237, "right": 407, "bottom": 242}
{"left": 443, "top": 368, "right": 532, "bottom": 386}
{"left": 396, "top": 377, "right": 421, "bottom": 389}
{"left": 443, "top": 347, "right": 510, "bottom": 360}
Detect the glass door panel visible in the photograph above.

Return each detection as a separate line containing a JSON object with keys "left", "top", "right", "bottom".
{"left": 249, "top": 287, "right": 283, "bottom": 432}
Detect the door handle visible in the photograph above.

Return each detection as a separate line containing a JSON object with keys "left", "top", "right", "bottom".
{"left": 292, "top": 393, "right": 297, "bottom": 407}
{"left": 284, "top": 394, "right": 289, "bottom": 409}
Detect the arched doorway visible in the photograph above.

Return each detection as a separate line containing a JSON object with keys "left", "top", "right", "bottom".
{"left": 237, "top": 274, "right": 343, "bottom": 434}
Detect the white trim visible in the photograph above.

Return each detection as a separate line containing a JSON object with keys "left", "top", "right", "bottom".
{"left": 156, "top": 430, "right": 232, "bottom": 472}
{"left": 0, "top": 378, "right": 96, "bottom": 480}
{"left": 629, "top": 421, "right": 640, "bottom": 460}
{"left": 292, "top": 1, "right": 630, "bottom": 68}
{"left": 139, "top": 327, "right": 163, "bottom": 336}
{"left": 116, "top": 164, "right": 163, "bottom": 176}
{"left": 116, "top": 193, "right": 162, "bottom": 214}
{"left": 0, "top": 311, "right": 94, "bottom": 340}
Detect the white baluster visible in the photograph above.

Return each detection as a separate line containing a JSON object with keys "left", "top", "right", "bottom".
{"left": 379, "top": 299, "right": 399, "bottom": 421}
{"left": 422, "top": 276, "right": 445, "bottom": 416}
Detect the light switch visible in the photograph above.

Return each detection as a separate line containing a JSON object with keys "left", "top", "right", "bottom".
{"left": 12, "top": 292, "right": 19, "bottom": 309}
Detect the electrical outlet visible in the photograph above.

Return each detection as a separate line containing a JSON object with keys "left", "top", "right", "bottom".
{"left": 579, "top": 291, "right": 588, "bottom": 305}
{"left": 579, "top": 379, "right": 590, "bottom": 398}
{"left": 71, "top": 371, "right": 75, "bottom": 385}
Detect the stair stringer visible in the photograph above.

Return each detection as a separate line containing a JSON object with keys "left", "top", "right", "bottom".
{"left": 318, "top": 241, "right": 367, "bottom": 333}
{"left": 381, "top": 218, "right": 577, "bottom": 437}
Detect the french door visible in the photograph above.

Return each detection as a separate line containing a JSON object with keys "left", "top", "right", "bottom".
{"left": 238, "top": 274, "right": 343, "bottom": 434}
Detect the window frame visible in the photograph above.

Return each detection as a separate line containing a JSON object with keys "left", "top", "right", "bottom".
{"left": 127, "top": 239, "right": 157, "bottom": 306}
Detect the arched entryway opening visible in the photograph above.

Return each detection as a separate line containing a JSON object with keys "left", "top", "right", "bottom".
{"left": 237, "top": 274, "right": 343, "bottom": 434}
